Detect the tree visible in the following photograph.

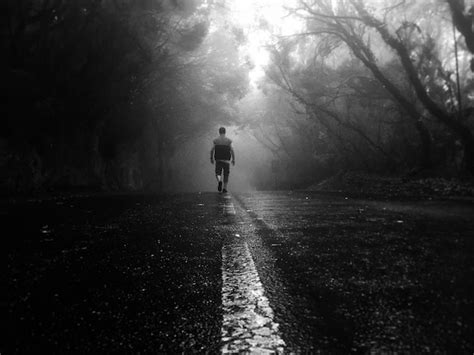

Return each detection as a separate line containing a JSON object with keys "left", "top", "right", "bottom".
{"left": 279, "top": 0, "right": 474, "bottom": 174}
{"left": 446, "top": 0, "right": 474, "bottom": 69}
{"left": 0, "top": 0, "right": 217, "bottom": 192}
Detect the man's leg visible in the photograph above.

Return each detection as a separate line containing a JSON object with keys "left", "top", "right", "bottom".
{"left": 215, "top": 162, "right": 223, "bottom": 192}
{"left": 222, "top": 162, "right": 230, "bottom": 192}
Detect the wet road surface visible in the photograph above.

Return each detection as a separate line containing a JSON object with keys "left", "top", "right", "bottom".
{"left": 3, "top": 191, "right": 474, "bottom": 353}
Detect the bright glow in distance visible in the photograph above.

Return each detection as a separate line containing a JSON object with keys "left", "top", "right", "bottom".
{"left": 227, "top": 0, "right": 302, "bottom": 84}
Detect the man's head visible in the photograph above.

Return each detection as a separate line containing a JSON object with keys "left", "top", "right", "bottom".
{"left": 219, "top": 127, "right": 226, "bottom": 135}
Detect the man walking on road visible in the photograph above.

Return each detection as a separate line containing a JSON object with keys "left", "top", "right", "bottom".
{"left": 210, "top": 127, "right": 235, "bottom": 193}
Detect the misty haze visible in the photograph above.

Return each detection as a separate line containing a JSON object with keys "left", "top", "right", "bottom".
{"left": 2, "top": 0, "right": 474, "bottom": 353}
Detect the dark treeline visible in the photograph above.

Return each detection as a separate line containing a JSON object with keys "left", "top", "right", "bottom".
{"left": 1, "top": 0, "right": 473, "bottom": 195}
{"left": 0, "top": 0, "right": 248, "bottom": 194}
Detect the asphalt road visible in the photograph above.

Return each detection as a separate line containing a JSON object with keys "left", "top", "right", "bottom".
{"left": 2, "top": 191, "right": 474, "bottom": 353}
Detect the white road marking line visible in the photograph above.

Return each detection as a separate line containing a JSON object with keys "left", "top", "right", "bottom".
{"left": 221, "top": 239, "right": 285, "bottom": 353}
{"left": 220, "top": 194, "right": 236, "bottom": 215}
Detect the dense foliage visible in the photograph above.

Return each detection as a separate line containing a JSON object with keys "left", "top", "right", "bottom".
{"left": 0, "top": 0, "right": 248, "bottom": 193}
{"left": 261, "top": 0, "right": 474, "bottom": 185}
{"left": 1, "top": 0, "right": 473, "bottom": 194}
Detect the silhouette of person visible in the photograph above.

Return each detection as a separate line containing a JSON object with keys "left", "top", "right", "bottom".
{"left": 210, "top": 127, "right": 235, "bottom": 193}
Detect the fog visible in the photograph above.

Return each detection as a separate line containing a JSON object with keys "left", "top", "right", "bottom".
{"left": 169, "top": 126, "right": 275, "bottom": 192}
{"left": 2, "top": 0, "right": 473, "bottom": 195}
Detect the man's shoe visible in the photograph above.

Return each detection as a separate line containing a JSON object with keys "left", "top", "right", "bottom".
{"left": 218, "top": 181, "right": 222, "bottom": 192}
{"left": 222, "top": 188, "right": 228, "bottom": 193}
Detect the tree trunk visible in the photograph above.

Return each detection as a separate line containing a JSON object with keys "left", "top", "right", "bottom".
{"left": 457, "top": 126, "right": 474, "bottom": 174}
{"left": 414, "top": 119, "right": 433, "bottom": 170}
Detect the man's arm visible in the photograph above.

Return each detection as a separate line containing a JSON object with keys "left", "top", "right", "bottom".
{"left": 210, "top": 145, "right": 215, "bottom": 164}
{"left": 230, "top": 145, "right": 235, "bottom": 165}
